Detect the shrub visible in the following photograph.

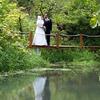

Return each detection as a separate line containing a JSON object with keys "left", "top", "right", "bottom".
{"left": 0, "top": 45, "right": 48, "bottom": 72}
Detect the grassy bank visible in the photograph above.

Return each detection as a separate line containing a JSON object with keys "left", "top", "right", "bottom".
{"left": 41, "top": 49, "right": 100, "bottom": 75}
{"left": 0, "top": 46, "right": 49, "bottom": 72}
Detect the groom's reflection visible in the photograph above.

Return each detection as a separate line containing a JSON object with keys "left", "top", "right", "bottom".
{"left": 43, "top": 77, "right": 51, "bottom": 100}
{"left": 33, "top": 76, "right": 51, "bottom": 100}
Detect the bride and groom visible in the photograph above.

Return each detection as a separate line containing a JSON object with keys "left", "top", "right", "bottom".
{"left": 32, "top": 14, "right": 52, "bottom": 46}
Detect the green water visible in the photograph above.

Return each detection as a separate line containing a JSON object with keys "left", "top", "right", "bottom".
{"left": 0, "top": 72, "right": 100, "bottom": 100}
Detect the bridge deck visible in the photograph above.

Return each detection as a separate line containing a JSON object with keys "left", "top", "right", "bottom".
{"left": 29, "top": 45, "right": 100, "bottom": 49}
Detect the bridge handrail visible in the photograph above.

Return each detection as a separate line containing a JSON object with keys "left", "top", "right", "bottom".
{"left": 45, "top": 33, "right": 100, "bottom": 38}
{"left": 1, "top": 29, "right": 99, "bottom": 49}
{"left": 83, "top": 34, "right": 100, "bottom": 38}
{"left": 60, "top": 34, "right": 80, "bottom": 37}
{"left": 13, "top": 31, "right": 99, "bottom": 49}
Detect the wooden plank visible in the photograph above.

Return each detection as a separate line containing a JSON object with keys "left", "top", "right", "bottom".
{"left": 83, "top": 34, "right": 100, "bottom": 38}
{"left": 28, "top": 45, "right": 100, "bottom": 49}
{"left": 56, "top": 33, "right": 60, "bottom": 48}
{"left": 84, "top": 46, "right": 100, "bottom": 48}
{"left": 28, "top": 32, "right": 33, "bottom": 48}
{"left": 80, "top": 33, "right": 84, "bottom": 49}
{"left": 60, "top": 34, "right": 80, "bottom": 37}
{"left": 29, "top": 45, "right": 80, "bottom": 48}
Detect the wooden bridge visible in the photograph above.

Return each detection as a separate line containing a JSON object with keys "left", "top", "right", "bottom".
{"left": 28, "top": 32, "right": 100, "bottom": 49}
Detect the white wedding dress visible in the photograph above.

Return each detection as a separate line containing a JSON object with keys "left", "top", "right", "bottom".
{"left": 32, "top": 16, "right": 47, "bottom": 46}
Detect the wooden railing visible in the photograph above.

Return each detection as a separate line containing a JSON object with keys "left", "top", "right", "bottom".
{"left": 28, "top": 31, "right": 33, "bottom": 48}
{"left": 1, "top": 28, "right": 99, "bottom": 49}
{"left": 28, "top": 32, "right": 100, "bottom": 49}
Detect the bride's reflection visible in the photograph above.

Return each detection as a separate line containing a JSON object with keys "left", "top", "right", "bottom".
{"left": 33, "top": 77, "right": 51, "bottom": 100}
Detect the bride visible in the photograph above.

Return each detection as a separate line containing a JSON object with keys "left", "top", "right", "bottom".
{"left": 32, "top": 16, "right": 47, "bottom": 46}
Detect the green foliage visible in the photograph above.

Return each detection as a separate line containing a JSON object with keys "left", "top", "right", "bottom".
{"left": 0, "top": 0, "right": 34, "bottom": 32}
{"left": 42, "top": 49, "right": 100, "bottom": 74}
{"left": 0, "top": 0, "right": 100, "bottom": 74}
{"left": 0, "top": 44, "right": 48, "bottom": 72}
{"left": 41, "top": 49, "right": 73, "bottom": 63}
{"left": 90, "top": 10, "right": 100, "bottom": 28}
{"left": 16, "top": 0, "right": 100, "bottom": 35}
{"left": 0, "top": 0, "right": 48, "bottom": 72}
{"left": 42, "top": 49, "right": 94, "bottom": 63}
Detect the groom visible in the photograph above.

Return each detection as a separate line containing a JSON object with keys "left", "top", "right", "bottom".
{"left": 44, "top": 13, "right": 52, "bottom": 46}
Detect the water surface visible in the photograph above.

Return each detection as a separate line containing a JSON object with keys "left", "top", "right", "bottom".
{"left": 0, "top": 71, "right": 100, "bottom": 100}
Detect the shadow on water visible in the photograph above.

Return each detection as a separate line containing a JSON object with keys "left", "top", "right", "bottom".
{"left": 0, "top": 71, "right": 100, "bottom": 100}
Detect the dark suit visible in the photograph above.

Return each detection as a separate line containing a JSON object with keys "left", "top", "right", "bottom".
{"left": 44, "top": 19, "right": 52, "bottom": 46}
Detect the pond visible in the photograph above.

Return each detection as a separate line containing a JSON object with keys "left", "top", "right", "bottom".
{"left": 0, "top": 71, "right": 100, "bottom": 100}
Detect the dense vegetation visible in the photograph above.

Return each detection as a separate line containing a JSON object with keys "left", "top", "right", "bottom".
{"left": 42, "top": 49, "right": 100, "bottom": 76}
{"left": 0, "top": 0, "right": 100, "bottom": 77}
{"left": 0, "top": 0, "right": 48, "bottom": 72}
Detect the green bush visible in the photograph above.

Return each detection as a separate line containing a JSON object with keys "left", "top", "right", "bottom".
{"left": 41, "top": 49, "right": 73, "bottom": 63}
{"left": 42, "top": 49, "right": 95, "bottom": 63}
{"left": 0, "top": 0, "right": 49, "bottom": 72}
{"left": 41, "top": 48, "right": 100, "bottom": 74}
{"left": 0, "top": 45, "right": 48, "bottom": 72}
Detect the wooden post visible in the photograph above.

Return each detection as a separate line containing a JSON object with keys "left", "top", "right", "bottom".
{"left": 80, "top": 33, "right": 84, "bottom": 49}
{"left": 56, "top": 33, "right": 60, "bottom": 48}
{"left": 28, "top": 31, "right": 33, "bottom": 48}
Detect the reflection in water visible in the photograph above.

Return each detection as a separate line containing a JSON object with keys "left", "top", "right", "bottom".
{"left": 33, "top": 77, "right": 51, "bottom": 100}
{"left": 0, "top": 73, "right": 100, "bottom": 100}
{"left": 43, "top": 77, "right": 51, "bottom": 100}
